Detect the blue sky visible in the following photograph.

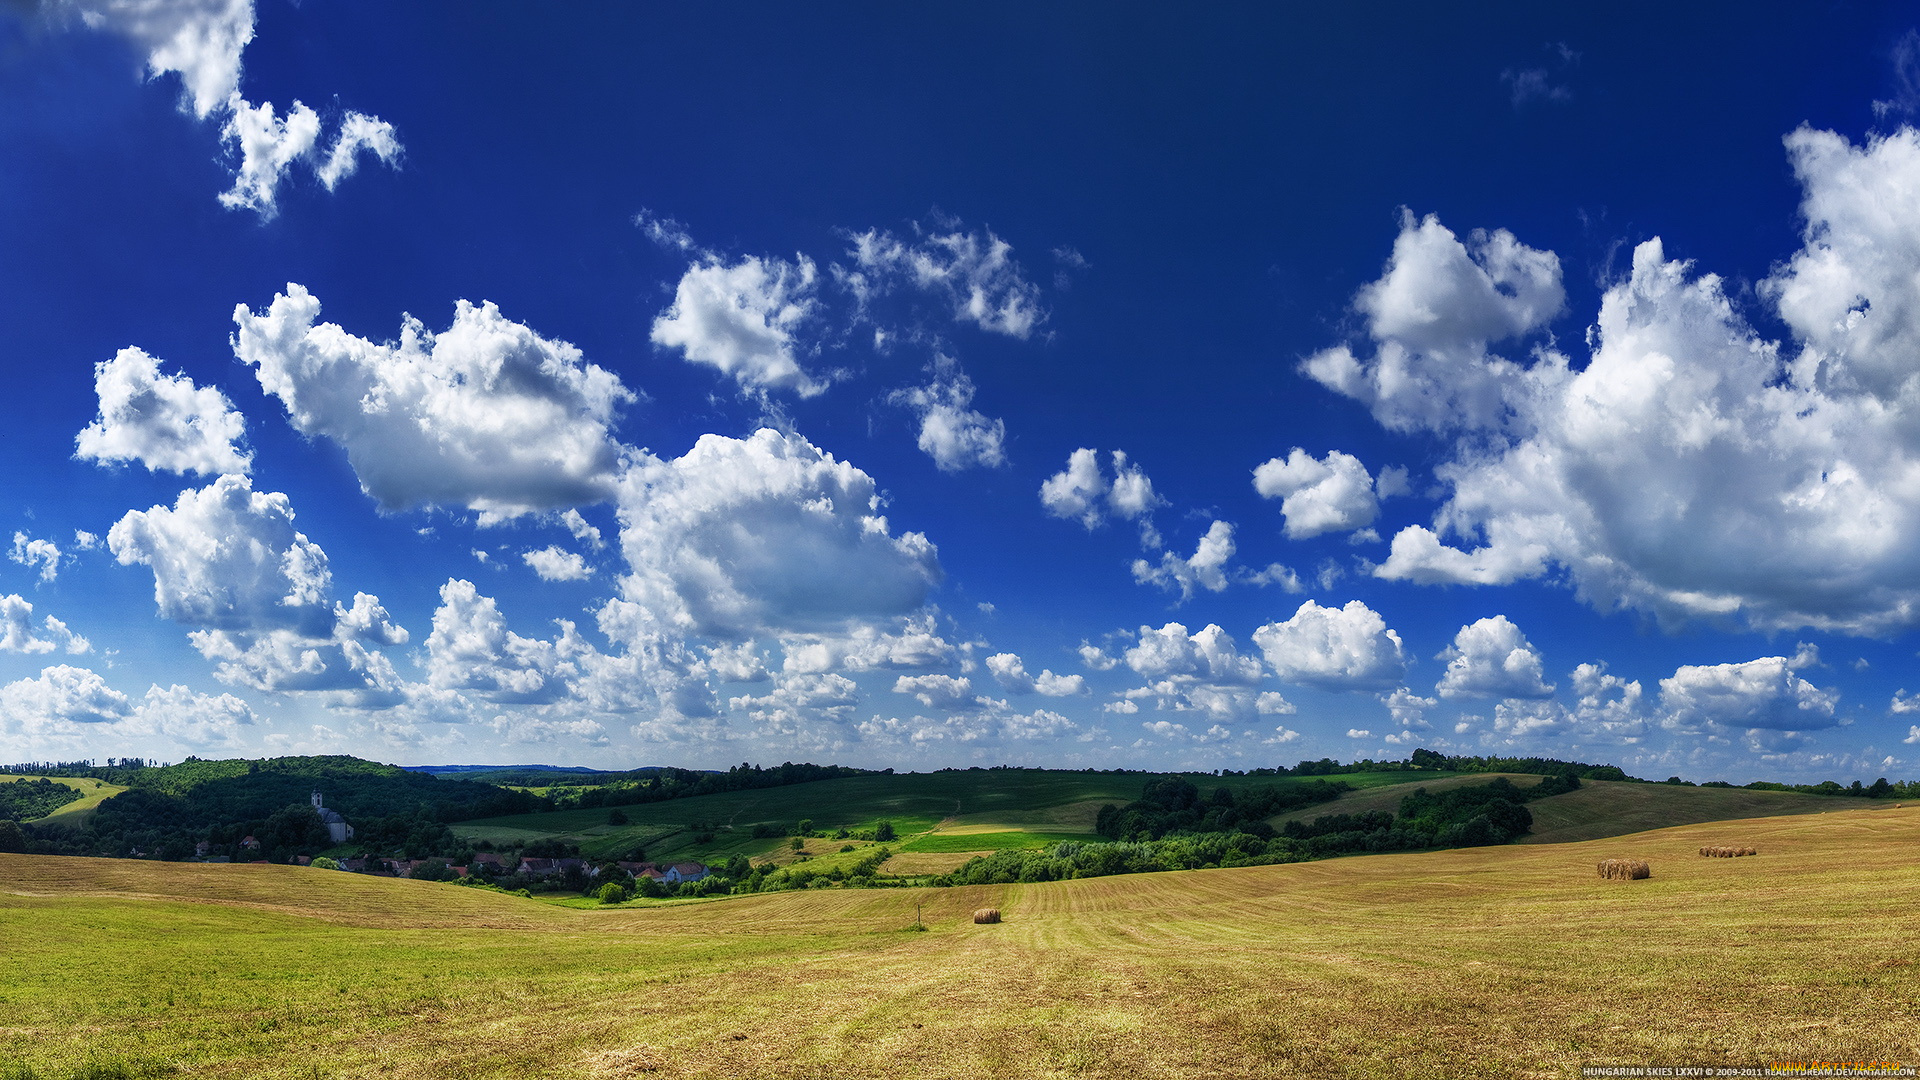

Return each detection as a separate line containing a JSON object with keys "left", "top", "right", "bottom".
{"left": 4, "top": 1, "right": 1920, "bottom": 781}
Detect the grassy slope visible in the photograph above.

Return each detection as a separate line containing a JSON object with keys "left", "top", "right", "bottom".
{"left": 451, "top": 770, "right": 1434, "bottom": 864}
{"left": 0, "top": 774, "right": 128, "bottom": 827}
{"left": 1518, "top": 779, "right": 1836, "bottom": 843}
{"left": 452, "top": 771, "right": 1158, "bottom": 863}
{"left": 3, "top": 805, "right": 1917, "bottom": 1079}
{"left": 1264, "top": 771, "right": 1547, "bottom": 827}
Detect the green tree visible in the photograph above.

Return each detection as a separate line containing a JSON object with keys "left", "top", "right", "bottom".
{"left": 0, "top": 820, "right": 25, "bottom": 853}
{"left": 873, "top": 820, "right": 896, "bottom": 842}
{"left": 607, "top": 808, "right": 628, "bottom": 825}
{"left": 796, "top": 818, "right": 814, "bottom": 837}
{"left": 310, "top": 856, "right": 340, "bottom": 870}
{"left": 595, "top": 882, "right": 629, "bottom": 904}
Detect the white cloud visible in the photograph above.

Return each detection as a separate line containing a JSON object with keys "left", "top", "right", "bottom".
{"left": 72, "top": 0, "right": 253, "bottom": 120}
{"left": 1125, "top": 622, "right": 1264, "bottom": 684}
{"left": 1040, "top": 448, "right": 1163, "bottom": 533}
{"left": 75, "top": 347, "right": 250, "bottom": 476}
{"left": 10, "top": 533, "right": 62, "bottom": 583}
{"left": 1331, "top": 128, "right": 1920, "bottom": 635}
{"left": 1346, "top": 728, "right": 1373, "bottom": 739}
{"left": 109, "top": 474, "right": 333, "bottom": 635}
{"left": 1300, "top": 210, "right": 1564, "bottom": 433}
{"left": 1380, "top": 686, "right": 1435, "bottom": 728}
{"left": 606, "top": 429, "right": 941, "bottom": 640}
{"left": 0, "top": 595, "right": 90, "bottom": 655}
{"left": 1892, "top": 690, "right": 1920, "bottom": 715}
{"left": 1567, "top": 662, "right": 1649, "bottom": 744}
{"left": 1252, "top": 449, "right": 1382, "bottom": 539}
{"left": 522, "top": 545, "right": 592, "bottom": 582}
{"left": 778, "top": 615, "right": 956, "bottom": 675}
{"left": 889, "top": 370, "right": 1006, "bottom": 471}
{"left": 312, "top": 111, "right": 400, "bottom": 191}
{"left": 651, "top": 255, "right": 826, "bottom": 397}
{"left": 108, "top": 475, "right": 402, "bottom": 701}
{"left": 129, "top": 684, "right": 255, "bottom": 746}
{"left": 892, "top": 673, "right": 976, "bottom": 710}
{"left": 845, "top": 223, "right": 1044, "bottom": 338}
{"left": 984, "top": 652, "right": 1084, "bottom": 696}
{"left": 1253, "top": 599, "right": 1407, "bottom": 692}
{"left": 0, "top": 665, "right": 131, "bottom": 731}
{"left": 425, "top": 578, "right": 590, "bottom": 704}
{"left": 67, "top": 0, "right": 399, "bottom": 217}
{"left": 1132, "top": 520, "right": 1235, "bottom": 599}
{"left": 234, "top": 284, "right": 635, "bottom": 520}
{"left": 1078, "top": 641, "right": 1120, "bottom": 671}
{"left": 1434, "top": 615, "right": 1553, "bottom": 699}
{"left": 560, "top": 510, "right": 603, "bottom": 549}
{"left": 1660, "top": 657, "right": 1840, "bottom": 732}
{"left": 1257, "top": 691, "right": 1296, "bottom": 715}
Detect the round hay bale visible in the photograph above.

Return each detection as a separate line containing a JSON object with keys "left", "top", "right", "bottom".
{"left": 972, "top": 907, "right": 1001, "bottom": 924}
{"left": 1597, "top": 858, "right": 1651, "bottom": 880}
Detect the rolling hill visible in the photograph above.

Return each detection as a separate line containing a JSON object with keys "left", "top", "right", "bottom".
{"left": 2, "top": 803, "right": 1915, "bottom": 1078}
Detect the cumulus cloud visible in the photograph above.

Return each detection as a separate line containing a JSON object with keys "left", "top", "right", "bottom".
{"left": 0, "top": 595, "right": 90, "bottom": 655}
{"left": 1300, "top": 210, "right": 1564, "bottom": 433}
{"left": 1253, "top": 599, "right": 1407, "bottom": 692}
{"left": 425, "top": 579, "right": 592, "bottom": 704}
{"left": 1660, "top": 656, "right": 1840, "bottom": 732}
{"left": 108, "top": 475, "right": 403, "bottom": 700}
{"left": 778, "top": 615, "right": 956, "bottom": 675}
{"left": 889, "top": 370, "right": 1006, "bottom": 471}
{"left": 129, "top": 683, "right": 255, "bottom": 746}
{"left": 75, "top": 347, "right": 250, "bottom": 476}
{"left": 844, "top": 223, "right": 1044, "bottom": 338}
{"left": 1381, "top": 686, "right": 1436, "bottom": 729}
{"left": 1252, "top": 449, "right": 1385, "bottom": 539}
{"left": 1321, "top": 128, "right": 1920, "bottom": 635}
{"left": 234, "top": 284, "right": 635, "bottom": 520}
{"left": 109, "top": 474, "right": 332, "bottom": 635}
{"left": 62, "top": 0, "right": 399, "bottom": 216}
{"left": 1040, "top": 448, "right": 1163, "bottom": 534}
{"left": 1115, "top": 623, "right": 1271, "bottom": 721}
{"left": 892, "top": 673, "right": 977, "bottom": 710}
{"left": 560, "top": 510, "right": 603, "bottom": 549}
{"left": 10, "top": 533, "right": 62, "bottom": 582}
{"left": 1434, "top": 615, "right": 1554, "bottom": 699}
{"left": 522, "top": 546, "right": 592, "bottom": 582}
{"left": 1132, "top": 520, "right": 1236, "bottom": 599}
{"left": 0, "top": 665, "right": 132, "bottom": 744}
{"left": 651, "top": 254, "right": 826, "bottom": 397}
{"left": 606, "top": 429, "right": 941, "bottom": 641}
{"left": 984, "top": 652, "right": 1085, "bottom": 696}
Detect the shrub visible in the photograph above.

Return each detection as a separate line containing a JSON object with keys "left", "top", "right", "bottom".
{"left": 310, "top": 856, "right": 340, "bottom": 870}
{"left": 873, "top": 820, "right": 896, "bottom": 842}
{"left": 608, "top": 808, "right": 628, "bottom": 826}
{"left": 595, "top": 883, "right": 630, "bottom": 904}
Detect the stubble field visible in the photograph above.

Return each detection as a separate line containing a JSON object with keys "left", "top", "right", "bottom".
{"left": 2, "top": 804, "right": 1916, "bottom": 1079}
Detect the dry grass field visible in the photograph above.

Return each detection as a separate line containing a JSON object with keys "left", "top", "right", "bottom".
{"left": 3, "top": 804, "right": 1917, "bottom": 1079}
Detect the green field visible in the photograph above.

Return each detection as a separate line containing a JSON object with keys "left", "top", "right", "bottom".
{"left": 0, "top": 775, "right": 128, "bottom": 827}
{"left": 451, "top": 769, "right": 1172, "bottom": 862}
{"left": 451, "top": 767, "right": 1866, "bottom": 867}
{"left": 3, "top": 804, "right": 1917, "bottom": 1078}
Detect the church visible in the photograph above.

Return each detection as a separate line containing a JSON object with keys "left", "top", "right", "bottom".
{"left": 310, "top": 791, "right": 354, "bottom": 845}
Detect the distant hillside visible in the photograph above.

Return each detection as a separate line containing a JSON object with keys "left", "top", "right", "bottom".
{"left": 1517, "top": 779, "right": 1838, "bottom": 843}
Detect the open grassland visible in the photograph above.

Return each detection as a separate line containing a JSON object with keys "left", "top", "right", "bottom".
{"left": 0, "top": 775, "right": 127, "bottom": 827}
{"left": 1517, "top": 779, "right": 1836, "bottom": 843}
{"left": 452, "top": 770, "right": 1157, "bottom": 862}
{"left": 3, "top": 805, "right": 1917, "bottom": 1079}
{"left": 1265, "top": 772, "right": 1547, "bottom": 827}
{"left": 451, "top": 769, "right": 1456, "bottom": 863}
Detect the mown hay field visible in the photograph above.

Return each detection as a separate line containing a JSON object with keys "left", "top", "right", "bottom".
{"left": 3, "top": 805, "right": 1917, "bottom": 1079}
